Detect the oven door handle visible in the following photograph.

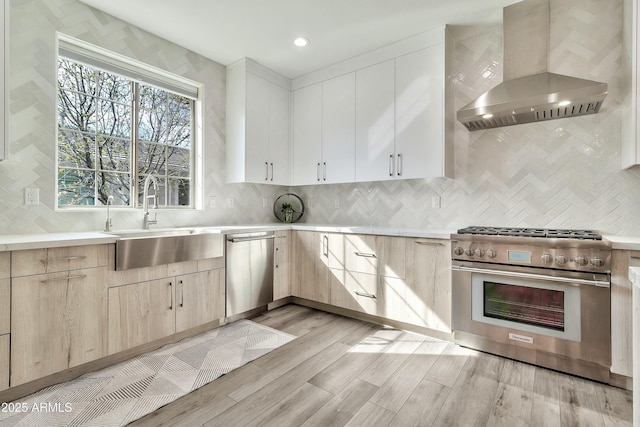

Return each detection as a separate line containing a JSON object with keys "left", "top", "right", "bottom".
{"left": 451, "top": 265, "right": 610, "bottom": 288}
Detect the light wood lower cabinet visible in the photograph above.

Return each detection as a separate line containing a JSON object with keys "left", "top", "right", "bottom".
{"left": 404, "top": 238, "right": 452, "bottom": 333}
{"left": 109, "top": 267, "right": 226, "bottom": 354}
{"left": 610, "top": 250, "right": 637, "bottom": 378}
{"left": 176, "top": 270, "right": 225, "bottom": 333}
{"left": 0, "top": 279, "right": 9, "bottom": 336}
{"left": 292, "top": 231, "right": 330, "bottom": 303}
{"left": 0, "top": 334, "right": 8, "bottom": 391}
{"left": 11, "top": 267, "right": 108, "bottom": 386}
{"left": 274, "top": 230, "right": 291, "bottom": 300}
{"left": 108, "top": 278, "right": 177, "bottom": 354}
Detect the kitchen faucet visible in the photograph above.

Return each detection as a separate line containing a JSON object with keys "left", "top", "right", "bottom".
{"left": 104, "top": 195, "right": 114, "bottom": 232}
{"left": 142, "top": 175, "right": 159, "bottom": 229}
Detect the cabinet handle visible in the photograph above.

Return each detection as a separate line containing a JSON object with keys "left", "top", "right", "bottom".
{"left": 169, "top": 281, "right": 173, "bottom": 310}
{"left": 180, "top": 280, "right": 184, "bottom": 307}
{"left": 323, "top": 235, "right": 329, "bottom": 258}
{"left": 275, "top": 247, "right": 279, "bottom": 268}
{"left": 51, "top": 255, "right": 87, "bottom": 261}
{"left": 397, "top": 153, "right": 402, "bottom": 176}
{"left": 270, "top": 162, "right": 274, "bottom": 181}
{"left": 265, "top": 162, "right": 269, "bottom": 181}
{"left": 354, "top": 290, "right": 376, "bottom": 299}
{"left": 389, "top": 154, "right": 394, "bottom": 176}
{"left": 323, "top": 162, "right": 327, "bottom": 181}
{"left": 317, "top": 162, "right": 321, "bottom": 181}
{"left": 415, "top": 241, "right": 444, "bottom": 246}
{"left": 40, "top": 274, "right": 87, "bottom": 284}
{"left": 354, "top": 252, "right": 377, "bottom": 258}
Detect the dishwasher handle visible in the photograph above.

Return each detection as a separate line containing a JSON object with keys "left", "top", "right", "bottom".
{"left": 227, "top": 235, "right": 276, "bottom": 243}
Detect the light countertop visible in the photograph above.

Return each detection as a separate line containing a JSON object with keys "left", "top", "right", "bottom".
{"left": 0, "top": 224, "right": 455, "bottom": 251}
{"left": 603, "top": 235, "right": 640, "bottom": 251}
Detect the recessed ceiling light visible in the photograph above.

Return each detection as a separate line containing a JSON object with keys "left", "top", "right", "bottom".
{"left": 294, "top": 37, "right": 310, "bottom": 47}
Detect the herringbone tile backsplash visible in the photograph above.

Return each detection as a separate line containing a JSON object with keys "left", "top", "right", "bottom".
{"left": 2, "top": 0, "right": 639, "bottom": 236}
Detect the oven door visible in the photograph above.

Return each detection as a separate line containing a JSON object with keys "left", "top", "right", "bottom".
{"left": 451, "top": 260, "right": 611, "bottom": 382}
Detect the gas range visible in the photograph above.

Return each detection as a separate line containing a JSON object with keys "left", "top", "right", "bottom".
{"left": 451, "top": 226, "right": 611, "bottom": 273}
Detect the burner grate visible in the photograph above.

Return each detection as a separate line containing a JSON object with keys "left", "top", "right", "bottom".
{"left": 457, "top": 226, "right": 602, "bottom": 240}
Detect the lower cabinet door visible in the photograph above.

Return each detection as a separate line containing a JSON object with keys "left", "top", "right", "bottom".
{"left": 0, "top": 334, "right": 8, "bottom": 391}
{"left": 11, "top": 268, "right": 108, "bottom": 386}
{"left": 108, "top": 279, "right": 176, "bottom": 354}
{"left": 405, "top": 238, "right": 452, "bottom": 332}
{"left": 175, "top": 270, "right": 225, "bottom": 333}
{"left": 273, "top": 243, "right": 290, "bottom": 300}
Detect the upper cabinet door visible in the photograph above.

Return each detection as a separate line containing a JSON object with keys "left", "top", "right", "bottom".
{"left": 395, "top": 45, "right": 445, "bottom": 179}
{"left": 355, "top": 60, "right": 395, "bottom": 183}
{"left": 292, "top": 83, "right": 323, "bottom": 185}
{"left": 245, "top": 72, "right": 270, "bottom": 183}
{"left": 268, "top": 83, "right": 291, "bottom": 185}
{"left": 322, "top": 73, "right": 356, "bottom": 184}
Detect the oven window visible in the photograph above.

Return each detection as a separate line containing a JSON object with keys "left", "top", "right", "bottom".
{"left": 483, "top": 281, "right": 565, "bottom": 331}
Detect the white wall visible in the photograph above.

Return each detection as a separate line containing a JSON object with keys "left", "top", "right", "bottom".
{"left": 1, "top": 0, "right": 286, "bottom": 234}
{"left": 293, "top": 0, "right": 640, "bottom": 236}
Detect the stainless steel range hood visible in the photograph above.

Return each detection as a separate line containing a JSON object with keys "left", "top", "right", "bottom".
{"left": 457, "top": 0, "right": 608, "bottom": 131}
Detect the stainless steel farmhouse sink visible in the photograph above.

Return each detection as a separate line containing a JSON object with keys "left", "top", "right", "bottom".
{"left": 110, "top": 228, "right": 224, "bottom": 270}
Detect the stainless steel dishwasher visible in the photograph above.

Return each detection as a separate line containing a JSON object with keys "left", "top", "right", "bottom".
{"left": 225, "top": 231, "right": 275, "bottom": 316}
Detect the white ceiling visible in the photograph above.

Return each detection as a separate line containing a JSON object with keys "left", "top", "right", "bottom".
{"left": 78, "top": 0, "right": 517, "bottom": 79}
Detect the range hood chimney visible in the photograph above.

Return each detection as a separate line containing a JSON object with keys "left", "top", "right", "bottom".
{"left": 457, "top": 0, "right": 608, "bottom": 131}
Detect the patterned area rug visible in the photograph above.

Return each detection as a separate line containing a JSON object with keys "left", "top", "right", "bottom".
{"left": 0, "top": 320, "right": 295, "bottom": 426}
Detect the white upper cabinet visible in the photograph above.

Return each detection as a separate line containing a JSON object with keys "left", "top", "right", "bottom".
{"left": 322, "top": 73, "right": 356, "bottom": 184}
{"left": 623, "top": 0, "right": 640, "bottom": 168}
{"left": 292, "top": 83, "right": 323, "bottom": 185}
{"left": 226, "top": 58, "right": 291, "bottom": 185}
{"left": 355, "top": 60, "right": 396, "bottom": 182}
{"left": 293, "top": 74, "right": 356, "bottom": 185}
{"left": 292, "top": 26, "right": 454, "bottom": 185}
{"left": 0, "top": 2, "right": 7, "bottom": 161}
{"left": 395, "top": 45, "right": 449, "bottom": 179}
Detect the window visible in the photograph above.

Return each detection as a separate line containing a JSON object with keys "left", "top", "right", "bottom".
{"left": 56, "top": 35, "right": 199, "bottom": 208}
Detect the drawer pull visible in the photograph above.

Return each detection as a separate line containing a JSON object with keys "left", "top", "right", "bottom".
{"left": 415, "top": 241, "right": 444, "bottom": 246}
{"left": 52, "top": 255, "right": 87, "bottom": 261}
{"left": 169, "top": 282, "right": 173, "bottom": 310}
{"left": 354, "top": 290, "right": 376, "bottom": 299}
{"left": 180, "top": 280, "right": 184, "bottom": 307}
{"left": 40, "top": 274, "right": 87, "bottom": 284}
{"left": 354, "top": 252, "right": 376, "bottom": 258}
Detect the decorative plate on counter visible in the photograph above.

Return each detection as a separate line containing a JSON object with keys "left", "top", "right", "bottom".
{"left": 273, "top": 193, "right": 304, "bottom": 223}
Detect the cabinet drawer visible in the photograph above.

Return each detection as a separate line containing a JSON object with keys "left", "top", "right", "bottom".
{"left": 0, "top": 279, "right": 8, "bottom": 335}
{"left": 12, "top": 244, "right": 109, "bottom": 277}
{"left": 344, "top": 234, "right": 378, "bottom": 275}
{"left": 275, "top": 230, "right": 291, "bottom": 244}
{"left": 0, "top": 252, "right": 9, "bottom": 279}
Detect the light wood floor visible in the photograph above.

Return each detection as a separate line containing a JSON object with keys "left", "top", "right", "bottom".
{"left": 130, "top": 304, "right": 633, "bottom": 427}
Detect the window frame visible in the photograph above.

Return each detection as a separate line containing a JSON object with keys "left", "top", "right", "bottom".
{"left": 55, "top": 33, "right": 204, "bottom": 211}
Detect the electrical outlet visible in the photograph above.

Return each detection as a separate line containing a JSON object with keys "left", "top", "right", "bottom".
{"left": 25, "top": 188, "right": 39, "bottom": 205}
{"left": 334, "top": 199, "right": 340, "bottom": 209}
{"left": 226, "top": 197, "right": 235, "bottom": 208}
{"left": 209, "top": 196, "right": 216, "bottom": 208}
{"left": 431, "top": 196, "right": 441, "bottom": 209}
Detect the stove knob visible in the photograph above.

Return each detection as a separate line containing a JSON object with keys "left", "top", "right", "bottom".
{"left": 574, "top": 256, "right": 588, "bottom": 266}
{"left": 590, "top": 257, "right": 605, "bottom": 268}
{"left": 453, "top": 247, "right": 464, "bottom": 256}
{"left": 555, "top": 255, "right": 568, "bottom": 265}
{"left": 541, "top": 253, "right": 554, "bottom": 264}
{"left": 464, "top": 248, "right": 474, "bottom": 256}
{"left": 486, "top": 249, "right": 497, "bottom": 258}
{"left": 474, "top": 248, "right": 485, "bottom": 257}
